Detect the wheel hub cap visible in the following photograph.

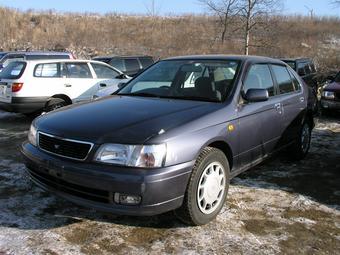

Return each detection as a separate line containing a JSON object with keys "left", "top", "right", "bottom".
{"left": 197, "top": 162, "right": 226, "bottom": 214}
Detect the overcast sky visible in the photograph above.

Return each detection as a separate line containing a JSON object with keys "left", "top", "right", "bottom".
{"left": 0, "top": 0, "right": 339, "bottom": 16}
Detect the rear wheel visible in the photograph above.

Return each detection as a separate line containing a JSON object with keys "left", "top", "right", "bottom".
{"left": 175, "top": 147, "right": 230, "bottom": 225}
{"left": 43, "top": 98, "right": 68, "bottom": 113}
{"left": 289, "top": 121, "right": 311, "bottom": 160}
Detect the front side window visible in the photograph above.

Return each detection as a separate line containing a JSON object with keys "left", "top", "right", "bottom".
{"left": 139, "top": 57, "right": 154, "bottom": 69}
{"left": 0, "top": 61, "right": 26, "bottom": 79}
{"left": 297, "top": 63, "right": 306, "bottom": 76}
{"left": 34, "top": 63, "right": 60, "bottom": 77}
{"left": 118, "top": 60, "right": 240, "bottom": 102}
{"left": 65, "top": 63, "right": 92, "bottom": 78}
{"left": 92, "top": 63, "right": 119, "bottom": 79}
{"left": 243, "top": 64, "right": 275, "bottom": 97}
{"left": 334, "top": 72, "right": 340, "bottom": 83}
{"left": 272, "top": 65, "right": 295, "bottom": 94}
{"left": 110, "top": 58, "right": 124, "bottom": 71}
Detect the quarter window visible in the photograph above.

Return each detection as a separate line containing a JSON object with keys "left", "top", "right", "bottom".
{"left": 92, "top": 63, "right": 119, "bottom": 79}
{"left": 243, "top": 64, "right": 275, "bottom": 97}
{"left": 34, "top": 63, "right": 60, "bottom": 77}
{"left": 272, "top": 65, "right": 295, "bottom": 94}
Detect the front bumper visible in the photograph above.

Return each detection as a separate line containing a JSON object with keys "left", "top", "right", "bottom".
{"left": 321, "top": 99, "right": 340, "bottom": 110}
{"left": 0, "top": 97, "right": 48, "bottom": 113}
{"left": 21, "top": 142, "right": 193, "bottom": 216}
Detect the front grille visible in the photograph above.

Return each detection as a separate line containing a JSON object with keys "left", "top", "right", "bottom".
{"left": 27, "top": 166, "right": 110, "bottom": 204}
{"left": 38, "top": 132, "right": 93, "bottom": 160}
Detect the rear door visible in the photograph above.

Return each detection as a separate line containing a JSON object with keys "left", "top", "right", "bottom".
{"left": 236, "top": 63, "right": 283, "bottom": 169}
{"left": 64, "top": 62, "right": 95, "bottom": 102}
{"left": 271, "top": 64, "right": 306, "bottom": 145}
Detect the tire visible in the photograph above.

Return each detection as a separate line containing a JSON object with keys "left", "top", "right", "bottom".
{"left": 44, "top": 98, "right": 67, "bottom": 113}
{"left": 289, "top": 121, "right": 312, "bottom": 160}
{"left": 175, "top": 147, "right": 230, "bottom": 226}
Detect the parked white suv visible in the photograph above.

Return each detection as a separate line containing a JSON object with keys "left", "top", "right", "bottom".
{"left": 0, "top": 59, "right": 130, "bottom": 114}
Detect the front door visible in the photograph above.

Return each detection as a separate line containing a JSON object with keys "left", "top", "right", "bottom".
{"left": 236, "top": 63, "right": 283, "bottom": 169}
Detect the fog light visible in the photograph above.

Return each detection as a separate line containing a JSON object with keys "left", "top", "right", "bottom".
{"left": 114, "top": 193, "right": 141, "bottom": 205}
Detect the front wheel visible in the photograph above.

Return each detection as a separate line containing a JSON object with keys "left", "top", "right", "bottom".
{"left": 175, "top": 147, "right": 230, "bottom": 225}
{"left": 289, "top": 122, "right": 312, "bottom": 160}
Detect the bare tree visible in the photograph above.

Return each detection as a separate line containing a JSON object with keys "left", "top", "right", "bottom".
{"left": 330, "top": 0, "right": 340, "bottom": 6}
{"left": 144, "top": 0, "right": 162, "bottom": 17}
{"left": 199, "top": 0, "right": 239, "bottom": 44}
{"left": 239, "top": 0, "right": 282, "bottom": 55}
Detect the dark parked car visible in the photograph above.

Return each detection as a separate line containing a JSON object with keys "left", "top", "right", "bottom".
{"left": 21, "top": 55, "right": 315, "bottom": 225}
{"left": 92, "top": 55, "right": 154, "bottom": 77}
{"left": 320, "top": 71, "right": 340, "bottom": 112}
{"left": 0, "top": 51, "right": 74, "bottom": 71}
{"left": 281, "top": 58, "right": 319, "bottom": 91}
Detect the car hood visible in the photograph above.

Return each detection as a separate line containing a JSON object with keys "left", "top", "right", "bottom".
{"left": 324, "top": 81, "right": 340, "bottom": 92}
{"left": 35, "top": 96, "right": 220, "bottom": 144}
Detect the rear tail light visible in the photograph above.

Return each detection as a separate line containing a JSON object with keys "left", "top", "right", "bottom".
{"left": 12, "top": 83, "right": 24, "bottom": 92}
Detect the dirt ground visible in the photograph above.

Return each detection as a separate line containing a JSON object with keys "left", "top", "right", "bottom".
{"left": 0, "top": 110, "right": 339, "bottom": 255}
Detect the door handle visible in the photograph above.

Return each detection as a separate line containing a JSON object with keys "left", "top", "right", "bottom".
{"left": 300, "top": 97, "right": 305, "bottom": 103}
{"left": 99, "top": 83, "right": 107, "bottom": 88}
{"left": 274, "top": 103, "right": 281, "bottom": 111}
{"left": 64, "top": 84, "right": 72, "bottom": 88}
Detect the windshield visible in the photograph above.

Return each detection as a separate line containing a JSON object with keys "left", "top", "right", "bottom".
{"left": 0, "top": 61, "right": 26, "bottom": 79}
{"left": 118, "top": 60, "right": 240, "bottom": 102}
{"left": 0, "top": 53, "right": 6, "bottom": 60}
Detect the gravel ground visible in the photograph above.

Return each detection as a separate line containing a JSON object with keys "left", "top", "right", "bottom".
{"left": 0, "top": 110, "right": 339, "bottom": 255}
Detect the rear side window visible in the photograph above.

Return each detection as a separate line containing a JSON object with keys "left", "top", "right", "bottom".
{"left": 34, "top": 63, "right": 60, "bottom": 77}
{"left": 0, "top": 61, "right": 26, "bottom": 79}
{"left": 139, "top": 57, "right": 154, "bottom": 69}
{"left": 92, "top": 63, "right": 119, "bottom": 79}
{"left": 288, "top": 69, "right": 302, "bottom": 91}
{"left": 93, "top": 58, "right": 111, "bottom": 64}
{"left": 124, "top": 59, "right": 140, "bottom": 71}
{"left": 272, "top": 65, "right": 295, "bottom": 94}
{"left": 243, "top": 64, "right": 275, "bottom": 97}
{"left": 109, "top": 58, "right": 124, "bottom": 71}
{"left": 65, "top": 63, "right": 92, "bottom": 78}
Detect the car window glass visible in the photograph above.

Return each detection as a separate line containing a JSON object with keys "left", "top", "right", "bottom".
{"left": 109, "top": 58, "right": 124, "bottom": 71}
{"left": 243, "top": 64, "right": 275, "bottom": 97}
{"left": 65, "top": 63, "right": 92, "bottom": 78}
{"left": 120, "top": 60, "right": 240, "bottom": 102}
{"left": 334, "top": 72, "right": 340, "bottom": 82}
{"left": 34, "top": 63, "right": 60, "bottom": 77}
{"left": 310, "top": 63, "right": 316, "bottom": 73}
{"left": 297, "top": 63, "right": 306, "bottom": 76}
{"left": 272, "top": 65, "right": 295, "bottom": 94}
{"left": 124, "top": 59, "right": 140, "bottom": 71}
{"left": 304, "top": 63, "right": 311, "bottom": 75}
{"left": 0, "top": 61, "right": 26, "bottom": 79}
{"left": 139, "top": 57, "right": 154, "bottom": 68}
{"left": 288, "top": 69, "right": 302, "bottom": 91}
{"left": 92, "top": 63, "right": 119, "bottom": 79}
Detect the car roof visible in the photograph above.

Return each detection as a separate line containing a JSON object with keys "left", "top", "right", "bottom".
{"left": 280, "top": 57, "right": 312, "bottom": 62}
{"left": 3, "top": 51, "right": 71, "bottom": 56}
{"left": 163, "top": 54, "right": 285, "bottom": 64}
{"left": 93, "top": 55, "right": 153, "bottom": 59}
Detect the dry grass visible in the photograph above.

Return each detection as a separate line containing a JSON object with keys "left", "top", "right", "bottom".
{"left": 0, "top": 7, "right": 339, "bottom": 71}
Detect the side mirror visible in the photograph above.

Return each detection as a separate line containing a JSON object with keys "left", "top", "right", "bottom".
{"left": 118, "top": 82, "right": 126, "bottom": 89}
{"left": 115, "top": 73, "right": 127, "bottom": 79}
{"left": 244, "top": 88, "right": 269, "bottom": 102}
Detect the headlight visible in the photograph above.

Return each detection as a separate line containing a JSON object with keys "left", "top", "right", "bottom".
{"left": 94, "top": 143, "right": 166, "bottom": 168}
{"left": 28, "top": 124, "right": 37, "bottom": 146}
{"left": 322, "top": 91, "right": 335, "bottom": 99}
